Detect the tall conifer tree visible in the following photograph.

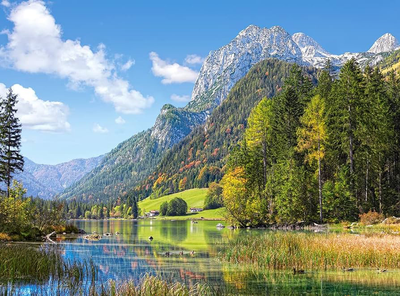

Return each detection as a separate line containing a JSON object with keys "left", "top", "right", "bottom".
{"left": 0, "top": 89, "right": 24, "bottom": 197}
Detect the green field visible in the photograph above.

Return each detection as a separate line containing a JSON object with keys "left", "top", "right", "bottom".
{"left": 138, "top": 188, "right": 225, "bottom": 220}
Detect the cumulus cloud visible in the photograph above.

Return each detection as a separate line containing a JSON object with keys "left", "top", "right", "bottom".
{"left": 0, "top": 0, "right": 154, "bottom": 114}
{"left": 93, "top": 123, "right": 108, "bottom": 133}
{"left": 1, "top": 0, "right": 10, "bottom": 7}
{"left": 121, "top": 59, "right": 134, "bottom": 71}
{"left": 185, "top": 54, "right": 204, "bottom": 65}
{"left": 115, "top": 116, "right": 125, "bottom": 124}
{"left": 0, "top": 83, "right": 70, "bottom": 132}
{"left": 150, "top": 52, "right": 198, "bottom": 84}
{"left": 171, "top": 94, "right": 191, "bottom": 103}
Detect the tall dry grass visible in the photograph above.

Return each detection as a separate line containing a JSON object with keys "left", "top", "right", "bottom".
{"left": 220, "top": 231, "right": 400, "bottom": 270}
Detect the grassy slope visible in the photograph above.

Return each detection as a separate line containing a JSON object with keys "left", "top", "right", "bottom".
{"left": 138, "top": 188, "right": 225, "bottom": 220}
{"left": 382, "top": 61, "right": 400, "bottom": 75}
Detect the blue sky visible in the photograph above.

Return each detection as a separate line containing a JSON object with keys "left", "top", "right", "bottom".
{"left": 0, "top": 0, "right": 399, "bottom": 164}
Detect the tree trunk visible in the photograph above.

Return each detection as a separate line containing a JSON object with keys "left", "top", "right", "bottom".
{"left": 379, "top": 170, "right": 383, "bottom": 213}
{"left": 348, "top": 102, "right": 356, "bottom": 207}
{"left": 365, "top": 158, "right": 369, "bottom": 202}
{"left": 262, "top": 142, "right": 267, "bottom": 190}
{"left": 6, "top": 130, "right": 11, "bottom": 198}
{"left": 348, "top": 106, "right": 354, "bottom": 175}
{"left": 318, "top": 139, "right": 323, "bottom": 223}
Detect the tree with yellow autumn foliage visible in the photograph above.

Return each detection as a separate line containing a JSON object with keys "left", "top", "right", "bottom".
{"left": 297, "top": 95, "right": 327, "bottom": 222}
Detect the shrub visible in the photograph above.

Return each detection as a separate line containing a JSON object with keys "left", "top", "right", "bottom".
{"left": 359, "top": 211, "right": 384, "bottom": 225}
{"left": 166, "top": 197, "right": 187, "bottom": 216}
{"left": 0, "top": 233, "right": 11, "bottom": 241}
{"left": 204, "top": 182, "right": 223, "bottom": 210}
{"left": 382, "top": 216, "right": 400, "bottom": 224}
{"left": 160, "top": 201, "right": 168, "bottom": 216}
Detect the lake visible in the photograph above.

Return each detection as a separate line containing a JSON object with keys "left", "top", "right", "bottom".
{"left": 10, "top": 219, "right": 400, "bottom": 295}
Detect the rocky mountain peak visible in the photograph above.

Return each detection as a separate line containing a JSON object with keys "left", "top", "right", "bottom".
{"left": 190, "top": 25, "right": 302, "bottom": 109}
{"left": 368, "top": 33, "right": 399, "bottom": 53}
{"left": 292, "top": 32, "right": 330, "bottom": 58}
{"left": 237, "top": 24, "right": 262, "bottom": 37}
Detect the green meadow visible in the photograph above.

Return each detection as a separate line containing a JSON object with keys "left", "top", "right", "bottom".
{"left": 138, "top": 189, "right": 226, "bottom": 220}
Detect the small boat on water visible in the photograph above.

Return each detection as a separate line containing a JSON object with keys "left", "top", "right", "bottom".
{"left": 216, "top": 223, "right": 225, "bottom": 228}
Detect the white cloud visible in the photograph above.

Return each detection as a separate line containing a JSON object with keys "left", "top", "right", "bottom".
{"left": 0, "top": 83, "right": 70, "bottom": 132}
{"left": 1, "top": 0, "right": 10, "bottom": 7}
{"left": 171, "top": 94, "right": 191, "bottom": 103}
{"left": 149, "top": 52, "right": 198, "bottom": 84}
{"left": 185, "top": 54, "right": 204, "bottom": 65}
{"left": 93, "top": 123, "right": 108, "bottom": 134}
{"left": 115, "top": 116, "right": 125, "bottom": 124}
{"left": 0, "top": 0, "right": 154, "bottom": 114}
{"left": 121, "top": 59, "right": 134, "bottom": 71}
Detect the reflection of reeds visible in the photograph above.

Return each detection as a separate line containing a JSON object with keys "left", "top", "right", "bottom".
{"left": 220, "top": 232, "right": 400, "bottom": 270}
{"left": 0, "top": 244, "right": 93, "bottom": 283}
{"left": 222, "top": 266, "right": 400, "bottom": 294}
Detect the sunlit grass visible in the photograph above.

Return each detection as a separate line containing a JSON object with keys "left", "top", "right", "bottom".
{"left": 101, "top": 275, "right": 212, "bottom": 296}
{"left": 139, "top": 189, "right": 225, "bottom": 220}
{"left": 139, "top": 189, "right": 208, "bottom": 211}
{"left": 220, "top": 231, "right": 400, "bottom": 271}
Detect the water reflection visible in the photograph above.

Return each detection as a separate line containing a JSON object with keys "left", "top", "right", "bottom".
{"left": 59, "top": 220, "right": 400, "bottom": 295}
{"left": 64, "top": 220, "right": 225, "bottom": 289}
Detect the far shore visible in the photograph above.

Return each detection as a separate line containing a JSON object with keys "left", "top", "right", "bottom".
{"left": 68, "top": 216, "right": 225, "bottom": 222}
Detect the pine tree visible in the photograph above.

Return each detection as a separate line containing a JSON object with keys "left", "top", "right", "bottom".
{"left": 0, "top": 89, "right": 24, "bottom": 197}
{"left": 273, "top": 65, "right": 314, "bottom": 159}
{"left": 329, "top": 59, "right": 364, "bottom": 203}
{"left": 132, "top": 199, "right": 138, "bottom": 219}
{"left": 360, "top": 67, "right": 392, "bottom": 212}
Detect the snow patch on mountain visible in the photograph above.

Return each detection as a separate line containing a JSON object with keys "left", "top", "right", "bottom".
{"left": 368, "top": 33, "right": 400, "bottom": 54}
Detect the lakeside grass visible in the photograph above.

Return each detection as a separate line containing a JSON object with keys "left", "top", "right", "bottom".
{"left": 100, "top": 276, "right": 212, "bottom": 296}
{"left": 0, "top": 243, "right": 93, "bottom": 284}
{"left": 4, "top": 276, "right": 212, "bottom": 296}
{"left": 139, "top": 189, "right": 226, "bottom": 220}
{"left": 219, "top": 231, "right": 400, "bottom": 271}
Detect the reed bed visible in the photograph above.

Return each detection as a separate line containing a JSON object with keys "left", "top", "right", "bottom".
{"left": 219, "top": 232, "right": 400, "bottom": 271}
{"left": 97, "top": 275, "right": 213, "bottom": 296}
{"left": 0, "top": 243, "right": 94, "bottom": 283}
{"left": 2, "top": 275, "right": 213, "bottom": 296}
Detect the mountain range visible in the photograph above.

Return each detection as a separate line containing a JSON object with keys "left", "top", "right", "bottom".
{"left": 11, "top": 156, "right": 104, "bottom": 199}
{"left": 21, "top": 25, "right": 399, "bottom": 201}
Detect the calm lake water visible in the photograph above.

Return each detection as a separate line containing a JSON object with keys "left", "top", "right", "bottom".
{"left": 13, "top": 219, "right": 400, "bottom": 295}
{"left": 59, "top": 220, "right": 400, "bottom": 295}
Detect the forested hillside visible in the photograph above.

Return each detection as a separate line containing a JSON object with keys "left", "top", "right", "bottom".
{"left": 133, "top": 59, "right": 318, "bottom": 200}
{"left": 60, "top": 105, "right": 206, "bottom": 202}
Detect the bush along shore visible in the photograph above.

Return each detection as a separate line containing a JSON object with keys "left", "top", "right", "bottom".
{"left": 0, "top": 181, "right": 83, "bottom": 242}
